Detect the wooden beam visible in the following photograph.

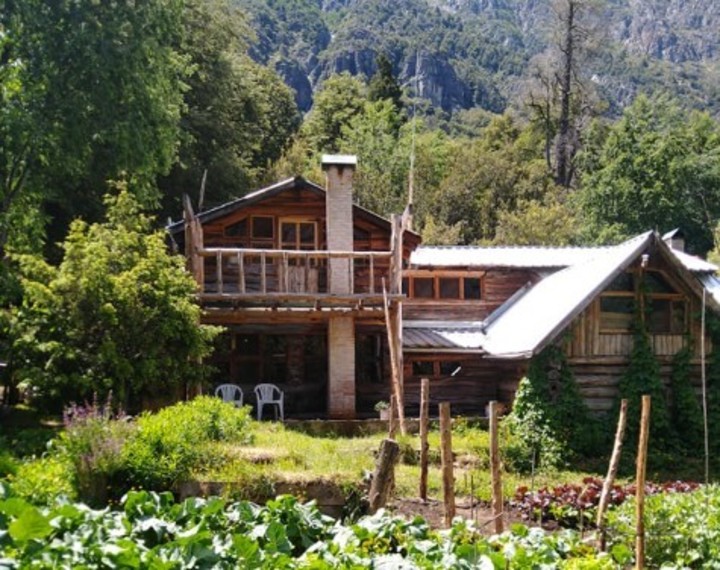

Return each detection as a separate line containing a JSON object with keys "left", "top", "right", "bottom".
{"left": 383, "top": 279, "right": 406, "bottom": 436}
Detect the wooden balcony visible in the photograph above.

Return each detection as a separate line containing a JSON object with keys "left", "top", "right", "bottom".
{"left": 195, "top": 248, "right": 400, "bottom": 306}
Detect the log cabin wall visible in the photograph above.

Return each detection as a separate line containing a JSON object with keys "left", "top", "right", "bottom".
{"left": 403, "top": 268, "right": 539, "bottom": 321}
{"left": 562, "top": 252, "right": 711, "bottom": 415}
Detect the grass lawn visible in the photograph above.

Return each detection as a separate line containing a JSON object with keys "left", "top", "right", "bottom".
{"left": 198, "top": 420, "right": 611, "bottom": 503}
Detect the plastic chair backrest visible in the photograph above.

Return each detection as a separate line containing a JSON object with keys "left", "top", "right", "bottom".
{"left": 255, "top": 383, "right": 281, "bottom": 401}
{"left": 215, "top": 384, "right": 243, "bottom": 404}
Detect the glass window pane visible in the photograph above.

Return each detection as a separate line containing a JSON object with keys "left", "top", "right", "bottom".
{"left": 402, "top": 278, "right": 409, "bottom": 295}
{"left": 252, "top": 217, "right": 274, "bottom": 239}
{"left": 600, "top": 296, "right": 634, "bottom": 330}
{"left": 281, "top": 223, "right": 296, "bottom": 244}
{"left": 439, "top": 278, "right": 460, "bottom": 299}
{"left": 412, "top": 361, "right": 434, "bottom": 376}
{"left": 300, "top": 223, "right": 315, "bottom": 245}
{"left": 439, "top": 361, "right": 462, "bottom": 376}
{"left": 644, "top": 271, "right": 675, "bottom": 294}
{"left": 649, "top": 299, "right": 671, "bottom": 333}
{"left": 414, "top": 278, "right": 434, "bottom": 298}
{"left": 225, "top": 219, "right": 247, "bottom": 237}
{"left": 606, "top": 272, "right": 634, "bottom": 292}
{"left": 464, "top": 278, "right": 482, "bottom": 300}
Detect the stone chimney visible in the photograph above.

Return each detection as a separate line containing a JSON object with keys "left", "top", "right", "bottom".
{"left": 662, "top": 228, "right": 685, "bottom": 252}
{"left": 322, "top": 154, "right": 356, "bottom": 294}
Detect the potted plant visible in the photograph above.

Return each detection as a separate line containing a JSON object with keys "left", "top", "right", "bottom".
{"left": 374, "top": 400, "right": 390, "bottom": 420}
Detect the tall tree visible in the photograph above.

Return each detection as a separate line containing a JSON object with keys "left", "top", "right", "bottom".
{"left": 159, "top": 0, "right": 300, "bottom": 217}
{"left": 0, "top": 0, "right": 188, "bottom": 258}
{"left": 524, "top": 0, "right": 604, "bottom": 188}
{"left": 368, "top": 52, "right": 404, "bottom": 116}
{"left": 301, "top": 73, "right": 366, "bottom": 154}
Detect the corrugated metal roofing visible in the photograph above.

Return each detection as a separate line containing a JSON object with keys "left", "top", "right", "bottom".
{"left": 410, "top": 245, "right": 605, "bottom": 269}
{"left": 410, "top": 243, "right": 717, "bottom": 274}
{"left": 480, "top": 232, "right": 654, "bottom": 359}
{"left": 403, "top": 322, "right": 486, "bottom": 351}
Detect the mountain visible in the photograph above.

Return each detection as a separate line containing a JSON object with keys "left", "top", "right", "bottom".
{"left": 236, "top": 0, "right": 720, "bottom": 116}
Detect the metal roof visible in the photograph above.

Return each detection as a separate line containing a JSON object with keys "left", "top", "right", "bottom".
{"left": 480, "top": 232, "right": 654, "bottom": 359}
{"left": 403, "top": 322, "right": 486, "bottom": 351}
{"left": 410, "top": 243, "right": 717, "bottom": 273}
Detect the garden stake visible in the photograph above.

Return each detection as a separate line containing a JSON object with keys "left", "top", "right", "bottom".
{"left": 597, "top": 398, "right": 628, "bottom": 550}
{"left": 368, "top": 438, "right": 400, "bottom": 514}
{"left": 490, "top": 401, "right": 504, "bottom": 534}
{"left": 440, "top": 402, "right": 455, "bottom": 527}
{"left": 419, "top": 377, "right": 430, "bottom": 501}
{"left": 635, "top": 395, "right": 651, "bottom": 570}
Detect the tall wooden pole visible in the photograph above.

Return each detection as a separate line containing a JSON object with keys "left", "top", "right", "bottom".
{"left": 382, "top": 279, "right": 406, "bottom": 435}
{"left": 489, "top": 401, "right": 504, "bottom": 534}
{"left": 388, "top": 394, "right": 398, "bottom": 439}
{"left": 419, "top": 378, "right": 430, "bottom": 501}
{"left": 597, "top": 399, "right": 628, "bottom": 547}
{"left": 635, "top": 395, "right": 651, "bottom": 570}
{"left": 439, "top": 402, "right": 455, "bottom": 527}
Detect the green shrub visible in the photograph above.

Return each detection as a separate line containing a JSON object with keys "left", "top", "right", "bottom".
{"left": 121, "top": 396, "right": 252, "bottom": 490}
{"left": 9, "top": 456, "right": 76, "bottom": 505}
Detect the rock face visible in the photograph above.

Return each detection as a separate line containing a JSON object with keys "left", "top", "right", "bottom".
{"left": 240, "top": 0, "right": 720, "bottom": 115}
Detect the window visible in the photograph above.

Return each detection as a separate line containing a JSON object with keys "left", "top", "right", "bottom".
{"left": 410, "top": 359, "right": 463, "bottom": 378}
{"left": 599, "top": 296, "right": 634, "bottom": 331}
{"left": 280, "top": 220, "right": 317, "bottom": 250}
{"left": 404, "top": 273, "right": 483, "bottom": 301}
{"left": 414, "top": 278, "right": 435, "bottom": 298}
{"left": 251, "top": 216, "right": 274, "bottom": 249}
{"left": 224, "top": 218, "right": 247, "bottom": 238}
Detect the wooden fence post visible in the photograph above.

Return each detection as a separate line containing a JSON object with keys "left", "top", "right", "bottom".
{"left": 419, "top": 378, "right": 430, "bottom": 501}
{"left": 368, "top": 438, "right": 401, "bottom": 514}
{"left": 489, "top": 401, "right": 504, "bottom": 534}
{"left": 597, "top": 398, "right": 628, "bottom": 547}
{"left": 439, "top": 402, "right": 455, "bottom": 527}
{"left": 635, "top": 395, "right": 651, "bottom": 570}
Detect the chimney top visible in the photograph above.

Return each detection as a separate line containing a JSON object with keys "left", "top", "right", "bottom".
{"left": 321, "top": 154, "right": 357, "bottom": 169}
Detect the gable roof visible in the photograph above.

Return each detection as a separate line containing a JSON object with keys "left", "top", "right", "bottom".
{"left": 167, "top": 176, "right": 420, "bottom": 239}
{"left": 404, "top": 232, "right": 720, "bottom": 359}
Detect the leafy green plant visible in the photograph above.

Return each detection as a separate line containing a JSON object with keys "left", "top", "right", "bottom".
{"left": 8, "top": 456, "right": 76, "bottom": 505}
{"left": 607, "top": 485, "right": 720, "bottom": 567}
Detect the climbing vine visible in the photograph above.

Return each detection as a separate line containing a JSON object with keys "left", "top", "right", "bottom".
{"left": 504, "top": 343, "right": 598, "bottom": 471}
{"left": 669, "top": 345, "right": 703, "bottom": 456}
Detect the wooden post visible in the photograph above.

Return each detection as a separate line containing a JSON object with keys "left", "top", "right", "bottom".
{"left": 388, "top": 394, "right": 398, "bottom": 439}
{"left": 368, "top": 438, "right": 400, "bottom": 514}
{"left": 489, "top": 401, "right": 504, "bottom": 534}
{"left": 237, "top": 251, "right": 245, "bottom": 293}
{"left": 419, "top": 378, "right": 430, "bottom": 501}
{"left": 635, "top": 395, "right": 651, "bottom": 570}
{"left": 439, "top": 402, "right": 455, "bottom": 526}
{"left": 216, "top": 251, "right": 223, "bottom": 294}
{"left": 261, "top": 252, "right": 267, "bottom": 294}
{"left": 597, "top": 399, "right": 628, "bottom": 545}
{"left": 383, "top": 279, "right": 406, "bottom": 435}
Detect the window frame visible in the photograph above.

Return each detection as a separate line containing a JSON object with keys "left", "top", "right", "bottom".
{"left": 403, "top": 271, "right": 485, "bottom": 301}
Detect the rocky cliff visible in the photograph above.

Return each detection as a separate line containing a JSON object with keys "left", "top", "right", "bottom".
{"left": 236, "top": 0, "right": 720, "bottom": 115}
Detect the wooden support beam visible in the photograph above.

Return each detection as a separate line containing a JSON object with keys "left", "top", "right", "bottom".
{"left": 261, "top": 252, "right": 267, "bottom": 294}
{"left": 383, "top": 279, "right": 406, "bottom": 435}
{"left": 216, "top": 251, "right": 223, "bottom": 294}
{"left": 237, "top": 252, "right": 245, "bottom": 294}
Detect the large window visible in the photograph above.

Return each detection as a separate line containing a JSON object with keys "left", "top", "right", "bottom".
{"left": 599, "top": 270, "right": 687, "bottom": 334}
{"left": 410, "top": 359, "right": 463, "bottom": 378}
{"left": 403, "top": 273, "right": 483, "bottom": 301}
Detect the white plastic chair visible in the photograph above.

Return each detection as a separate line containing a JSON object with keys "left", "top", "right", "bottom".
{"left": 254, "top": 383, "right": 284, "bottom": 421}
{"left": 215, "top": 384, "right": 243, "bottom": 407}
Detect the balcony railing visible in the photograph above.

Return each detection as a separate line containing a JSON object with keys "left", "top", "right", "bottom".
{"left": 196, "top": 248, "right": 396, "bottom": 298}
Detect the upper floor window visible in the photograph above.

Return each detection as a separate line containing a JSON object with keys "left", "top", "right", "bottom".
{"left": 403, "top": 273, "right": 483, "bottom": 301}
{"left": 599, "top": 269, "right": 687, "bottom": 334}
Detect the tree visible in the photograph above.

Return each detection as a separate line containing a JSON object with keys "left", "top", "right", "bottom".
{"left": 301, "top": 73, "right": 366, "bottom": 154}
{"left": 523, "top": 0, "right": 604, "bottom": 188}
{"left": 159, "top": 0, "right": 300, "bottom": 217}
{"left": 1, "top": 0, "right": 188, "bottom": 257}
{"left": 368, "top": 52, "right": 404, "bottom": 116}
{"left": 578, "top": 95, "right": 720, "bottom": 254}
{"left": 9, "top": 187, "right": 219, "bottom": 411}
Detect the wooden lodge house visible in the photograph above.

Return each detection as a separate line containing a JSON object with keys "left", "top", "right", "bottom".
{"left": 169, "top": 156, "right": 720, "bottom": 419}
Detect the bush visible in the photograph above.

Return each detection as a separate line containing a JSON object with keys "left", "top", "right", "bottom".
{"left": 9, "top": 456, "right": 76, "bottom": 505}
{"left": 121, "top": 396, "right": 252, "bottom": 491}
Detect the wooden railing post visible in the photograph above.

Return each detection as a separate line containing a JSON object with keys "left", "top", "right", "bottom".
{"left": 369, "top": 256, "right": 375, "bottom": 294}
{"left": 261, "top": 252, "right": 267, "bottom": 294}
{"left": 237, "top": 251, "right": 245, "bottom": 293}
{"left": 216, "top": 251, "right": 223, "bottom": 294}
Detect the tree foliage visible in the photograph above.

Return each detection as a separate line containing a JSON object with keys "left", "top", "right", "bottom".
{"left": 9, "top": 188, "right": 219, "bottom": 411}
{"left": 578, "top": 94, "right": 720, "bottom": 254}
